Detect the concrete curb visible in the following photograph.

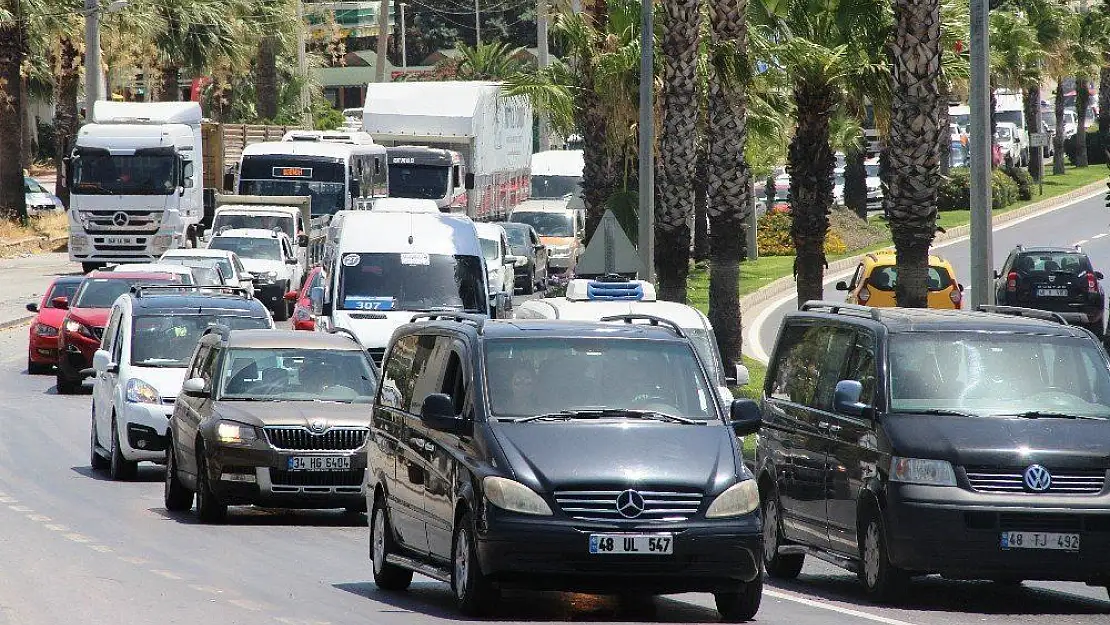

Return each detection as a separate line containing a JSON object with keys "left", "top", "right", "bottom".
{"left": 739, "top": 178, "right": 1109, "bottom": 315}
{"left": 0, "top": 234, "right": 68, "bottom": 255}
{"left": 0, "top": 315, "right": 34, "bottom": 331}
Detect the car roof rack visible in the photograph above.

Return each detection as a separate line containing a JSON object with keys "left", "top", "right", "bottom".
{"left": 800, "top": 300, "right": 882, "bottom": 321}
{"left": 599, "top": 314, "right": 686, "bottom": 338}
{"left": 129, "top": 284, "right": 252, "bottom": 299}
{"left": 409, "top": 312, "right": 487, "bottom": 332}
{"left": 976, "top": 305, "right": 1081, "bottom": 326}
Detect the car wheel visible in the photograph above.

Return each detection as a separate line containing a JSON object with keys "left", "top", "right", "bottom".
{"left": 522, "top": 269, "right": 535, "bottom": 295}
{"left": 109, "top": 416, "right": 138, "bottom": 481}
{"left": 27, "top": 356, "right": 51, "bottom": 375}
{"left": 194, "top": 449, "right": 227, "bottom": 523}
{"left": 370, "top": 500, "right": 413, "bottom": 591}
{"left": 858, "top": 506, "right": 908, "bottom": 601}
{"left": 452, "top": 510, "right": 498, "bottom": 616}
{"left": 89, "top": 413, "right": 109, "bottom": 472}
{"left": 714, "top": 573, "right": 763, "bottom": 622}
{"left": 56, "top": 371, "right": 81, "bottom": 395}
{"left": 762, "top": 490, "right": 805, "bottom": 579}
{"left": 163, "top": 434, "right": 194, "bottom": 512}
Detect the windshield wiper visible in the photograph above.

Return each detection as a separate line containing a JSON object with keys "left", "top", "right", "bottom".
{"left": 908, "top": 408, "right": 981, "bottom": 418}
{"left": 514, "top": 408, "right": 700, "bottom": 424}
{"left": 1001, "top": 411, "right": 1102, "bottom": 421}
{"left": 410, "top": 306, "right": 464, "bottom": 313}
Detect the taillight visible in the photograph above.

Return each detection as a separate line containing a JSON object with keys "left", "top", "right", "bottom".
{"left": 858, "top": 286, "right": 871, "bottom": 303}
{"left": 950, "top": 288, "right": 962, "bottom": 308}
{"left": 1088, "top": 272, "right": 1098, "bottom": 294}
{"left": 1006, "top": 271, "right": 1018, "bottom": 292}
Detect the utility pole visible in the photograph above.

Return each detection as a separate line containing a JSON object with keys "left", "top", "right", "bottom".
{"left": 400, "top": 2, "right": 408, "bottom": 74}
{"left": 475, "top": 0, "right": 482, "bottom": 44}
{"left": 637, "top": 0, "right": 654, "bottom": 281}
{"left": 297, "top": 0, "right": 312, "bottom": 128}
{"left": 84, "top": 0, "right": 103, "bottom": 107}
{"left": 969, "top": 0, "right": 992, "bottom": 307}
{"left": 537, "top": 0, "right": 551, "bottom": 150}
{"left": 374, "top": 0, "right": 390, "bottom": 82}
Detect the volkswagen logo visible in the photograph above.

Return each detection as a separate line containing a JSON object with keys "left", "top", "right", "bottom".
{"left": 112, "top": 211, "right": 129, "bottom": 226}
{"left": 1023, "top": 464, "right": 1052, "bottom": 492}
{"left": 309, "top": 420, "right": 327, "bottom": 433}
{"left": 615, "top": 489, "right": 646, "bottom": 519}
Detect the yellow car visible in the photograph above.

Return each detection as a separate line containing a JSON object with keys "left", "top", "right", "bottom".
{"left": 835, "top": 251, "right": 964, "bottom": 309}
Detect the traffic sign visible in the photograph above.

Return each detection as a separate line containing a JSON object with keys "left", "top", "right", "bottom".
{"left": 1029, "top": 132, "right": 1048, "bottom": 147}
{"left": 576, "top": 210, "right": 640, "bottom": 277}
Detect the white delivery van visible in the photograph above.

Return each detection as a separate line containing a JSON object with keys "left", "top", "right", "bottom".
{"left": 515, "top": 277, "right": 749, "bottom": 408}
{"left": 312, "top": 206, "right": 489, "bottom": 366}
{"left": 530, "top": 149, "right": 584, "bottom": 199}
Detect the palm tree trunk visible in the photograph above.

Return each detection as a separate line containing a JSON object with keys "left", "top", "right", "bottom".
{"left": 1077, "top": 75, "right": 1091, "bottom": 167}
{"left": 54, "top": 36, "right": 81, "bottom": 208}
{"left": 706, "top": 0, "right": 749, "bottom": 369}
{"left": 257, "top": 35, "right": 279, "bottom": 121}
{"left": 1023, "top": 85, "right": 1042, "bottom": 180}
{"left": 579, "top": 75, "right": 616, "bottom": 242}
{"left": 0, "top": 20, "right": 27, "bottom": 222}
{"left": 654, "top": 0, "right": 703, "bottom": 303}
{"left": 20, "top": 76, "right": 34, "bottom": 170}
{"left": 888, "top": 0, "right": 942, "bottom": 308}
{"left": 789, "top": 82, "right": 837, "bottom": 308}
{"left": 844, "top": 144, "right": 867, "bottom": 218}
{"left": 692, "top": 145, "right": 709, "bottom": 261}
{"left": 160, "top": 65, "right": 181, "bottom": 102}
{"left": 1053, "top": 79, "right": 1065, "bottom": 175}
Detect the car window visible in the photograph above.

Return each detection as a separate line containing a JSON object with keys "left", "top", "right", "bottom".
{"left": 379, "top": 334, "right": 419, "bottom": 411}
{"left": 131, "top": 315, "right": 269, "bottom": 367}
{"left": 441, "top": 341, "right": 470, "bottom": 417}
{"left": 46, "top": 281, "right": 80, "bottom": 307}
{"left": 867, "top": 265, "right": 953, "bottom": 292}
{"left": 768, "top": 324, "right": 826, "bottom": 406}
{"left": 848, "top": 264, "right": 864, "bottom": 289}
{"left": 102, "top": 307, "right": 122, "bottom": 352}
{"left": 187, "top": 344, "right": 211, "bottom": 381}
{"left": 842, "top": 331, "right": 878, "bottom": 408}
{"left": 1014, "top": 252, "right": 1089, "bottom": 274}
{"left": 408, "top": 334, "right": 450, "bottom": 413}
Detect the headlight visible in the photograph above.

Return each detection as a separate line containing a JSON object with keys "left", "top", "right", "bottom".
{"left": 483, "top": 476, "right": 552, "bottom": 516}
{"left": 125, "top": 378, "right": 160, "bottom": 404}
{"left": 705, "top": 480, "right": 760, "bottom": 518}
{"left": 64, "top": 319, "right": 96, "bottom": 339}
{"left": 216, "top": 420, "right": 258, "bottom": 445}
{"left": 889, "top": 457, "right": 956, "bottom": 486}
{"left": 70, "top": 235, "right": 89, "bottom": 252}
{"left": 33, "top": 324, "right": 59, "bottom": 337}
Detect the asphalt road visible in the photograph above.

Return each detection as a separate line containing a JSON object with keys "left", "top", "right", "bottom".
{"left": 747, "top": 188, "right": 1109, "bottom": 364}
{"left": 0, "top": 252, "right": 78, "bottom": 327}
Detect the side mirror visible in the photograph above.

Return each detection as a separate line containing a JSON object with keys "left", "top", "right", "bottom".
{"left": 92, "top": 349, "right": 116, "bottom": 374}
{"left": 833, "top": 379, "right": 870, "bottom": 417}
{"left": 285, "top": 258, "right": 298, "bottom": 265}
{"left": 958, "top": 283, "right": 965, "bottom": 292}
{"left": 52, "top": 296, "right": 69, "bottom": 310}
{"left": 835, "top": 280, "right": 849, "bottom": 291}
{"left": 725, "top": 363, "right": 750, "bottom": 387}
{"left": 284, "top": 290, "right": 300, "bottom": 302}
{"left": 297, "top": 233, "right": 309, "bottom": 247}
{"left": 420, "top": 393, "right": 470, "bottom": 435}
{"left": 182, "top": 377, "right": 208, "bottom": 397}
{"left": 728, "top": 399, "right": 762, "bottom": 436}
{"left": 993, "top": 270, "right": 1001, "bottom": 280}
{"left": 1097, "top": 271, "right": 1105, "bottom": 280}
{"left": 464, "top": 172, "right": 475, "bottom": 190}
{"left": 26, "top": 302, "right": 39, "bottom": 313}
{"left": 183, "top": 177, "right": 194, "bottom": 189}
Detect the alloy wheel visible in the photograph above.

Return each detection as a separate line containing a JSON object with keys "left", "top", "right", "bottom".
{"left": 454, "top": 527, "right": 470, "bottom": 601}
{"left": 372, "top": 507, "right": 386, "bottom": 574}
{"left": 863, "top": 521, "right": 882, "bottom": 588}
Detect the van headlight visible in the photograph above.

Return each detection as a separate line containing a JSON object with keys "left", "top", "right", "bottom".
{"left": 705, "top": 480, "right": 760, "bottom": 518}
{"left": 125, "top": 378, "right": 160, "bottom": 404}
{"left": 483, "top": 476, "right": 552, "bottom": 516}
{"left": 889, "top": 457, "right": 956, "bottom": 486}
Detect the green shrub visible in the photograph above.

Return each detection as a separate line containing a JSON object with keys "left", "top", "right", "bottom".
{"left": 1064, "top": 127, "right": 1107, "bottom": 166}
{"left": 991, "top": 169, "right": 1019, "bottom": 209}
{"left": 938, "top": 167, "right": 971, "bottom": 211}
{"left": 1003, "top": 165, "right": 1033, "bottom": 201}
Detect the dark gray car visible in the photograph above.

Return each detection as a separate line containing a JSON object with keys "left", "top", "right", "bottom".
{"left": 494, "top": 222, "right": 548, "bottom": 294}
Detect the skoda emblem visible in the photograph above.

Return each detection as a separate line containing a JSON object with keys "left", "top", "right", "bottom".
{"left": 112, "top": 211, "right": 129, "bottom": 226}
{"left": 309, "top": 420, "right": 326, "bottom": 433}
{"left": 1023, "top": 464, "right": 1052, "bottom": 492}
{"left": 615, "top": 489, "right": 646, "bottom": 519}
{"left": 1048, "top": 275, "right": 1056, "bottom": 283}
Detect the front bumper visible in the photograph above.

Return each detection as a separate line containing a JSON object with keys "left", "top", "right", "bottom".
{"left": 548, "top": 255, "right": 575, "bottom": 272}
{"left": 885, "top": 484, "right": 1110, "bottom": 582}
{"left": 121, "top": 401, "right": 172, "bottom": 462}
{"left": 57, "top": 332, "right": 99, "bottom": 379}
{"left": 28, "top": 332, "right": 60, "bottom": 365}
{"left": 474, "top": 511, "right": 762, "bottom": 593}
{"left": 203, "top": 443, "right": 366, "bottom": 508}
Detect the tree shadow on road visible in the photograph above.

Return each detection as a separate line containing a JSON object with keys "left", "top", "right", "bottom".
{"left": 333, "top": 581, "right": 721, "bottom": 622}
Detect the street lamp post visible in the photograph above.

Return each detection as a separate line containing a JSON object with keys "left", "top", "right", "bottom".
{"left": 969, "top": 0, "right": 992, "bottom": 307}
{"left": 400, "top": 2, "right": 408, "bottom": 74}
{"left": 83, "top": 0, "right": 128, "bottom": 108}
{"left": 637, "top": 0, "right": 654, "bottom": 282}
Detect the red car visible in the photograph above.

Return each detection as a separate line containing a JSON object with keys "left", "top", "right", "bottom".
{"left": 26, "top": 275, "right": 84, "bottom": 374}
{"left": 55, "top": 270, "right": 185, "bottom": 395}
{"left": 286, "top": 266, "right": 325, "bottom": 331}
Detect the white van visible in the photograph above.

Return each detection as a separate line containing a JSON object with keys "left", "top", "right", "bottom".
{"left": 312, "top": 207, "right": 489, "bottom": 365}
{"left": 514, "top": 277, "right": 749, "bottom": 408}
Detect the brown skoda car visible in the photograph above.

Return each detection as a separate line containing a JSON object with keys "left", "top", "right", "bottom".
{"left": 165, "top": 327, "right": 380, "bottom": 523}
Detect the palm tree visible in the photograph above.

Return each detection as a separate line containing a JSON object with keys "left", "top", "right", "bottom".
{"left": 751, "top": 0, "right": 888, "bottom": 307}
{"left": 1071, "top": 5, "right": 1110, "bottom": 167}
{"left": 654, "top": 0, "right": 703, "bottom": 302}
{"left": 455, "top": 41, "right": 529, "bottom": 79}
{"left": 0, "top": 0, "right": 31, "bottom": 223}
{"left": 151, "top": 0, "right": 247, "bottom": 101}
{"left": 990, "top": 8, "right": 1041, "bottom": 167}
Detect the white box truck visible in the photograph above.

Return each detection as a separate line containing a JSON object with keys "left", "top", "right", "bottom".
{"left": 66, "top": 102, "right": 205, "bottom": 272}
{"left": 362, "top": 81, "right": 533, "bottom": 220}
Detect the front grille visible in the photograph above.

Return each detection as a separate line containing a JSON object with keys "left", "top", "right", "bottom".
{"left": 270, "top": 468, "right": 364, "bottom": 487}
{"left": 264, "top": 426, "right": 368, "bottom": 451}
{"left": 965, "top": 468, "right": 1106, "bottom": 495}
{"left": 81, "top": 209, "right": 162, "bottom": 233}
{"left": 367, "top": 348, "right": 386, "bottom": 366}
{"left": 554, "top": 488, "right": 703, "bottom": 522}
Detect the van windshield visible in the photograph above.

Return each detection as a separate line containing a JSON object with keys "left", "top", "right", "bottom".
{"left": 209, "top": 237, "right": 281, "bottom": 261}
{"left": 337, "top": 252, "right": 486, "bottom": 313}
{"left": 511, "top": 211, "right": 574, "bottom": 237}
{"left": 531, "top": 175, "right": 581, "bottom": 199}
{"left": 889, "top": 332, "right": 1110, "bottom": 418}
{"left": 211, "top": 213, "right": 295, "bottom": 239}
{"left": 996, "top": 110, "right": 1024, "bottom": 127}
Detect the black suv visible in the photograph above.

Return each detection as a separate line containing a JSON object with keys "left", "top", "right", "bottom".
{"left": 757, "top": 301, "right": 1110, "bottom": 601}
{"left": 366, "top": 314, "right": 764, "bottom": 620}
{"left": 993, "top": 245, "right": 1106, "bottom": 333}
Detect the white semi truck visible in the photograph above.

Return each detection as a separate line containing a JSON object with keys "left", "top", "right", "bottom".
{"left": 66, "top": 102, "right": 205, "bottom": 272}
{"left": 362, "top": 81, "right": 533, "bottom": 220}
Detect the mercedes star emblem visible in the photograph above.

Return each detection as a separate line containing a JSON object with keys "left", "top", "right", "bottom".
{"left": 615, "top": 489, "right": 646, "bottom": 518}
{"left": 1023, "top": 464, "right": 1052, "bottom": 492}
{"left": 310, "top": 420, "right": 326, "bottom": 433}
{"left": 112, "top": 211, "right": 129, "bottom": 226}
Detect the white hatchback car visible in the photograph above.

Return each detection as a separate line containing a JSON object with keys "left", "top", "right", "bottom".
{"left": 159, "top": 248, "right": 255, "bottom": 298}
{"left": 89, "top": 286, "right": 273, "bottom": 480}
{"left": 474, "top": 222, "right": 522, "bottom": 319}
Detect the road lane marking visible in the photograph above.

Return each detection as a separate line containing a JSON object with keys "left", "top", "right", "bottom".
{"left": 0, "top": 496, "right": 17, "bottom": 503}
{"left": 190, "top": 585, "right": 226, "bottom": 595}
{"left": 1095, "top": 233, "right": 1108, "bottom": 239}
{"left": 1076, "top": 239, "right": 1090, "bottom": 246}
{"left": 150, "top": 569, "right": 183, "bottom": 580}
{"left": 8, "top": 505, "right": 30, "bottom": 512}
{"left": 26, "top": 514, "right": 50, "bottom": 522}
{"left": 764, "top": 588, "right": 921, "bottom": 625}
{"left": 228, "top": 599, "right": 267, "bottom": 611}
{"left": 44, "top": 524, "right": 68, "bottom": 532}
{"left": 118, "top": 556, "right": 149, "bottom": 565}
{"left": 88, "top": 545, "right": 113, "bottom": 553}
{"left": 63, "top": 533, "right": 91, "bottom": 543}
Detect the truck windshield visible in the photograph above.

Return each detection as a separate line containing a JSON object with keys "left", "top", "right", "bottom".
{"left": 238, "top": 180, "right": 345, "bottom": 216}
{"left": 511, "top": 211, "right": 574, "bottom": 237}
{"left": 72, "top": 154, "right": 177, "bottom": 195}
{"left": 338, "top": 252, "right": 486, "bottom": 313}
{"left": 996, "top": 110, "right": 1024, "bottom": 128}
{"left": 209, "top": 237, "right": 281, "bottom": 261}
{"left": 388, "top": 164, "right": 449, "bottom": 200}
{"left": 212, "top": 213, "right": 294, "bottom": 239}
{"left": 531, "top": 175, "right": 581, "bottom": 199}
{"left": 131, "top": 314, "right": 269, "bottom": 367}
